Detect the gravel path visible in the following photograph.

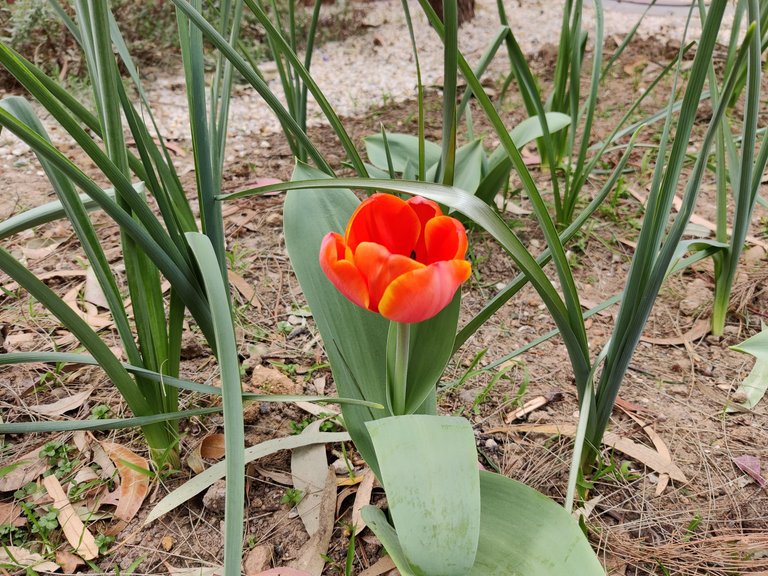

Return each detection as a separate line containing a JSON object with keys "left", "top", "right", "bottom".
{"left": 143, "top": 0, "right": 735, "bottom": 143}
{"left": 0, "top": 0, "right": 735, "bottom": 165}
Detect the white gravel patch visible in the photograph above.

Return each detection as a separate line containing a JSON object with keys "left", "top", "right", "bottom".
{"left": 137, "top": 0, "right": 735, "bottom": 142}
{"left": 1, "top": 0, "right": 736, "bottom": 160}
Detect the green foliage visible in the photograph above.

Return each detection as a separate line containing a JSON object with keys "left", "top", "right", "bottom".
{"left": 280, "top": 487, "right": 304, "bottom": 507}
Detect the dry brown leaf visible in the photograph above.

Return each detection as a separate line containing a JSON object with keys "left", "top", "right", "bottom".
{"left": 289, "top": 467, "right": 336, "bottom": 576}
{"left": 62, "top": 282, "right": 113, "bottom": 330}
{"left": 358, "top": 556, "right": 397, "bottom": 576}
{"left": 351, "top": 470, "right": 375, "bottom": 536}
{"left": 165, "top": 565, "right": 223, "bottom": 576}
{"left": 490, "top": 423, "right": 688, "bottom": 482}
{"left": 200, "top": 434, "right": 226, "bottom": 459}
{"left": 1, "top": 269, "right": 86, "bottom": 292}
{"left": 28, "top": 389, "right": 93, "bottom": 416}
{"left": 100, "top": 442, "right": 150, "bottom": 525}
{"left": 228, "top": 270, "right": 262, "bottom": 308}
{"left": 84, "top": 266, "right": 109, "bottom": 308}
{"left": 90, "top": 441, "right": 117, "bottom": 480}
{"left": 0, "top": 501, "right": 25, "bottom": 527}
{"left": 56, "top": 549, "right": 86, "bottom": 573}
{"left": 0, "top": 445, "right": 49, "bottom": 492}
{"left": 243, "top": 544, "right": 273, "bottom": 576}
{"left": 296, "top": 401, "right": 338, "bottom": 418}
{"left": 22, "top": 237, "right": 64, "bottom": 261}
{"left": 504, "top": 392, "right": 563, "bottom": 423}
{"left": 641, "top": 318, "right": 710, "bottom": 346}
{"left": 291, "top": 421, "right": 330, "bottom": 537}
{"left": 255, "top": 466, "right": 294, "bottom": 486}
{"left": 43, "top": 475, "right": 99, "bottom": 560}
{"left": 629, "top": 188, "right": 768, "bottom": 249}
{"left": 622, "top": 411, "right": 672, "bottom": 495}
{"left": 254, "top": 569, "right": 313, "bottom": 576}
{"left": 0, "top": 545, "right": 60, "bottom": 572}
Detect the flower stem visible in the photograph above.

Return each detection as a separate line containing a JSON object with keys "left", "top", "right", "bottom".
{"left": 392, "top": 322, "right": 411, "bottom": 416}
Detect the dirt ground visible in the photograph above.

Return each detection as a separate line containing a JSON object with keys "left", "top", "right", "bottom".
{"left": 1, "top": 4, "right": 768, "bottom": 576}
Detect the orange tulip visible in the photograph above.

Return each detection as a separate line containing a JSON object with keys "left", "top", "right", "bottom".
{"left": 319, "top": 193, "right": 471, "bottom": 323}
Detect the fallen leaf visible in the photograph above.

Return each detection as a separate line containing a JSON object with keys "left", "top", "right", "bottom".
{"left": 351, "top": 470, "right": 375, "bottom": 535}
{"left": 28, "top": 389, "right": 93, "bottom": 416}
{"left": 0, "top": 445, "right": 49, "bottom": 492}
{"left": 629, "top": 188, "right": 768, "bottom": 249}
{"left": 489, "top": 423, "right": 687, "bottom": 482}
{"left": 254, "top": 569, "right": 312, "bottom": 576}
{"left": 622, "top": 411, "right": 672, "bottom": 496}
{"left": 228, "top": 270, "right": 262, "bottom": 308}
{"left": 358, "top": 556, "right": 397, "bottom": 576}
{"left": 733, "top": 455, "right": 766, "bottom": 488}
{"left": 243, "top": 544, "right": 273, "bottom": 576}
{"left": 641, "top": 318, "right": 710, "bottom": 346}
{"left": 165, "top": 565, "right": 223, "bottom": 576}
{"left": 289, "top": 467, "right": 337, "bottom": 576}
{"left": 84, "top": 266, "right": 109, "bottom": 308}
{"left": 100, "top": 442, "right": 150, "bottom": 528}
{"left": 291, "top": 421, "right": 330, "bottom": 536}
{"left": 200, "top": 434, "right": 226, "bottom": 459}
{"left": 56, "top": 549, "right": 85, "bottom": 573}
{"left": 728, "top": 326, "right": 768, "bottom": 411}
{"left": 43, "top": 475, "right": 99, "bottom": 560}
{"left": 255, "top": 466, "right": 294, "bottom": 486}
{"left": 504, "top": 391, "right": 563, "bottom": 423}
{"left": 0, "top": 269, "right": 86, "bottom": 293}
{"left": 0, "top": 545, "right": 60, "bottom": 572}
{"left": 0, "top": 501, "right": 25, "bottom": 527}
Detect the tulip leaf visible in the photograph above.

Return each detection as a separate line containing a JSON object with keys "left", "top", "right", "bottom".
{"left": 454, "top": 139, "right": 485, "bottom": 194}
{"left": 487, "top": 112, "right": 572, "bottom": 170}
{"left": 365, "top": 133, "right": 442, "bottom": 173}
{"left": 284, "top": 163, "right": 390, "bottom": 475}
{"left": 471, "top": 470, "right": 604, "bottom": 575}
{"left": 362, "top": 415, "right": 602, "bottom": 575}
{"left": 360, "top": 506, "right": 416, "bottom": 576}
{"left": 366, "top": 415, "right": 480, "bottom": 576}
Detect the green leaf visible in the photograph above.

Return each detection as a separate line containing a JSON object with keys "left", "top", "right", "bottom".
{"left": 470, "top": 471, "right": 604, "bottom": 575}
{"left": 365, "top": 133, "right": 442, "bottom": 173}
{"left": 453, "top": 139, "right": 485, "bottom": 194}
{"left": 283, "top": 163, "right": 390, "bottom": 476}
{"left": 366, "top": 415, "right": 480, "bottom": 576}
{"left": 360, "top": 506, "right": 417, "bottom": 576}
{"left": 486, "top": 112, "right": 571, "bottom": 169}
{"left": 728, "top": 325, "right": 768, "bottom": 411}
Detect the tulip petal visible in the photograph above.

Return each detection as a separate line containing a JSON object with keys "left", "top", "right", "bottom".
{"left": 406, "top": 196, "right": 443, "bottom": 263}
{"left": 346, "top": 194, "right": 420, "bottom": 256}
{"left": 378, "top": 260, "right": 472, "bottom": 323}
{"left": 424, "top": 215, "right": 468, "bottom": 263}
{"left": 354, "top": 242, "right": 423, "bottom": 311}
{"left": 319, "top": 232, "right": 370, "bottom": 310}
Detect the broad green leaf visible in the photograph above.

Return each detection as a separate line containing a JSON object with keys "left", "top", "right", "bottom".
{"left": 453, "top": 139, "right": 485, "bottom": 194}
{"left": 362, "top": 431, "right": 603, "bottom": 576}
{"left": 486, "top": 112, "right": 571, "bottom": 169}
{"left": 365, "top": 133, "right": 442, "bottom": 173}
{"left": 728, "top": 325, "right": 768, "bottom": 411}
{"left": 470, "top": 471, "right": 604, "bottom": 575}
{"left": 283, "top": 163, "right": 390, "bottom": 475}
{"left": 366, "top": 415, "right": 480, "bottom": 576}
{"left": 145, "top": 431, "right": 350, "bottom": 524}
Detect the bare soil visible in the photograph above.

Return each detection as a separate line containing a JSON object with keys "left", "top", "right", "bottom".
{"left": 1, "top": 19, "right": 768, "bottom": 576}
